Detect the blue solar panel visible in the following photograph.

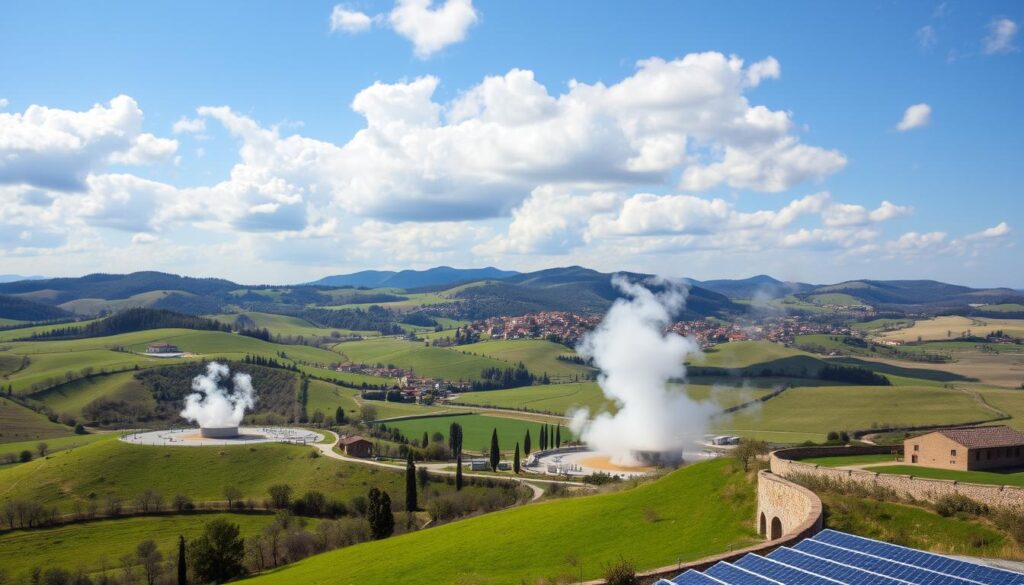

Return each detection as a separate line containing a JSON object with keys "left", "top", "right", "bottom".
{"left": 794, "top": 539, "right": 977, "bottom": 585}
{"left": 814, "top": 530, "right": 1024, "bottom": 585}
{"left": 768, "top": 546, "right": 907, "bottom": 585}
{"left": 705, "top": 561, "right": 781, "bottom": 585}
{"left": 734, "top": 554, "right": 839, "bottom": 584}
{"left": 672, "top": 570, "right": 727, "bottom": 585}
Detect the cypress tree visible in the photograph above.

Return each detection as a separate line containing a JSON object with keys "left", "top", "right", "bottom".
{"left": 555, "top": 425, "right": 561, "bottom": 448}
{"left": 513, "top": 442, "right": 521, "bottom": 474}
{"left": 177, "top": 535, "right": 187, "bottom": 585}
{"left": 422, "top": 431, "right": 429, "bottom": 448}
{"left": 367, "top": 488, "right": 394, "bottom": 540}
{"left": 455, "top": 453, "right": 463, "bottom": 491}
{"left": 489, "top": 428, "right": 500, "bottom": 471}
{"left": 524, "top": 429, "right": 532, "bottom": 455}
{"left": 540, "top": 425, "right": 546, "bottom": 450}
{"left": 335, "top": 406, "right": 345, "bottom": 425}
{"left": 405, "top": 451, "right": 417, "bottom": 512}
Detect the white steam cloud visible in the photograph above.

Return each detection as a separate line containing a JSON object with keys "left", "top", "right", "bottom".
{"left": 180, "top": 362, "right": 256, "bottom": 428}
{"left": 569, "top": 276, "right": 715, "bottom": 465}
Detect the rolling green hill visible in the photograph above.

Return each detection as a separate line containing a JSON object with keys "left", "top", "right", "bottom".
{"left": 0, "top": 439, "right": 407, "bottom": 513}
{"left": 0, "top": 396, "right": 76, "bottom": 444}
{"left": 0, "top": 513, "right": 279, "bottom": 580}
{"left": 333, "top": 337, "right": 509, "bottom": 381}
{"left": 384, "top": 414, "right": 569, "bottom": 454}
{"left": 457, "top": 339, "right": 594, "bottom": 380}
{"left": 240, "top": 458, "right": 758, "bottom": 585}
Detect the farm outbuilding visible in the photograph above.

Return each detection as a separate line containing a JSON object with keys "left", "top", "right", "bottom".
{"left": 338, "top": 435, "right": 373, "bottom": 458}
{"left": 904, "top": 425, "right": 1024, "bottom": 471}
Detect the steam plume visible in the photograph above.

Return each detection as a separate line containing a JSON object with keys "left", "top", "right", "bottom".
{"left": 569, "top": 276, "right": 715, "bottom": 465}
{"left": 180, "top": 362, "right": 256, "bottom": 428}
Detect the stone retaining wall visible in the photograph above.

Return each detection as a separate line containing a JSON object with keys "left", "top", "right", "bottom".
{"left": 771, "top": 446, "right": 1024, "bottom": 510}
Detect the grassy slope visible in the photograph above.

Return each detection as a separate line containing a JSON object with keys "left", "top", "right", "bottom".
{"left": 2, "top": 329, "right": 346, "bottom": 394}
{"left": 0, "top": 396, "right": 75, "bottom": 444}
{"left": 0, "top": 439, "right": 406, "bottom": 512}
{"left": 333, "top": 337, "right": 509, "bottom": 381}
{"left": 0, "top": 513, "right": 277, "bottom": 579}
{"left": 242, "top": 458, "right": 758, "bottom": 585}
{"left": 881, "top": 316, "right": 1024, "bottom": 342}
{"left": 796, "top": 453, "right": 898, "bottom": 467}
{"left": 0, "top": 319, "right": 104, "bottom": 342}
{"left": 821, "top": 494, "right": 1011, "bottom": 558}
{"left": 32, "top": 371, "right": 152, "bottom": 419}
{"left": 385, "top": 413, "right": 571, "bottom": 454}
{"left": 865, "top": 464, "right": 1024, "bottom": 487}
{"left": 452, "top": 381, "right": 775, "bottom": 417}
{"left": 691, "top": 341, "right": 811, "bottom": 369}
{"left": 457, "top": 339, "right": 594, "bottom": 380}
{"left": 717, "top": 385, "right": 992, "bottom": 442}
{"left": 210, "top": 311, "right": 378, "bottom": 338}
{"left": 0, "top": 432, "right": 112, "bottom": 465}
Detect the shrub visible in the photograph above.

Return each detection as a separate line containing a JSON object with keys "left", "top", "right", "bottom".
{"left": 933, "top": 494, "right": 989, "bottom": 518}
{"left": 603, "top": 558, "right": 638, "bottom": 585}
{"left": 19, "top": 450, "right": 32, "bottom": 463}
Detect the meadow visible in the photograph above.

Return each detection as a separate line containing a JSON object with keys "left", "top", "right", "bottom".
{"left": 0, "top": 513, "right": 279, "bottom": 579}
{"left": 0, "top": 439, "right": 408, "bottom": 512}
{"left": 0, "top": 432, "right": 112, "bottom": 464}
{"left": 716, "top": 385, "right": 995, "bottom": 443}
{"left": 332, "top": 337, "right": 509, "bottom": 381}
{"left": 457, "top": 339, "right": 594, "bottom": 380}
{"left": 33, "top": 371, "right": 151, "bottom": 419}
{"left": 0, "top": 396, "right": 76, "bottom": 443}
{"left": 209, "top": 311, "right": 379, "bottom": 338}
{"left": 241, "top": 458, "right": 759, "bottom": 585}
{"left": 795, "top": 453, "right": 898, "bottom": 467}
{"left": 383, "top": 413, "right": 569, "bottom": 454}
{"left": 879, "top": 315, "right": 1024, "bottom": 342}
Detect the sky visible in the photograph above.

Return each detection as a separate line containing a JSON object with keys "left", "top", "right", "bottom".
{"left": 1, "top": 0, "right": 1021, "bottom": 286}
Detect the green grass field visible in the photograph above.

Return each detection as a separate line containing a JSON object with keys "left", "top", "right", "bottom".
{"left": 209, "top": 311, "right": 378, "bottom": 338}
{"left": 333, "top": 337, "right": 509, "bottom": 381}
{"left": 850, "top": 318, "right": 914, "bottom": 332}
{"left": 58, "top": 290, "right": 195, "bottom": 316}
{"left": 452, "top": 380, "right": 776, "bottom": 417}
{"left": 0, "top": 319, "right": 104, "bottom": 342}
{"left": 306, "top": 380, "right": 362, "bottom": 420}
{"left": 0, "top": 513, "right": 279, "bottom": 579}
{"left": 299, "top": 364, "right": 392, "bottom": 387}
{"left": 691, "top": 341, "right": 812, "bottom": 369}
{"left": 864, "top": 464, "right": 1024, "bottom": 487}
{"left": 0, "top": 432, "right": 113, "bottom": 464}
{"left": 456, "top": 339, "right": 594, "bottom": 381}
{"left": 0, "top": 439, "right": 408, "bottom": 512}
{"left": 384, "top": 413, "right": 567, "bottom": 454}
{"left": 241, "top": 458, "right": 758, "bottom": 585}
{"left": 32, "top": 371, "right": 152, "bottom": 419}
{"left": 717, "top": 385, "right": 994, "bottom": 442}
{"left": 796, "top": 453, "right": 898, "bottom": 467}
{"left": 975, "top": 303, "right": 1024, "bottom": 313}
{"left": 806, "top": 293, "right": 869, "bottom": 307}
{"left": 0, "top": 396, "right": 76, "bottom": 444}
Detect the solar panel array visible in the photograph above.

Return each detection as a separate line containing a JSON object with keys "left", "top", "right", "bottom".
{"left": 659, "top": 529, "right": 1024, "bottom": 585}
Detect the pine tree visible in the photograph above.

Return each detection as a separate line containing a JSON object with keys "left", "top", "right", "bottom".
{"left": 177, "top": 535, "right": 187, "bottom": 585}
{"left": 513, "top": 442, "right": 521, "bottom": 474}
{"left": 524, "top": 429, "right": 532, "bottom": 455}
{"left": 489, "top": 428, "right": 500, "bottom": 471}
{"left": 405, "top": 451, "right": 418, "bottom": 512}
{"left": 555, "top": 425, "right": 561, "bottom": 448}
{"left": 455, "top": 453, "right": 463, "bottom": 491}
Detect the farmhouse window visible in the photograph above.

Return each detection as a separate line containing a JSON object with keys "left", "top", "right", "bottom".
{"left": 950, "top": 449, "right": 956, "bottom": 457}
{"left": 913, "top": 444, "right": 919, "bottom": 452}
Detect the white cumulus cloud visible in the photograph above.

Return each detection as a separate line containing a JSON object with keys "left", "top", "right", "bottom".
{"left": 388, "top": 0, "right": 478, "bottom": 58}
{"left": 983, "top": 18, "right": 1018, "bottom": 54}
{"left": 173, "top": 116, "right": 206, "bottom": 134}
{"left": 897, "top": 103, "right": 931, "bottom": 132}
{"left": 330, "top": 5, "right": 375, "bottom": 33}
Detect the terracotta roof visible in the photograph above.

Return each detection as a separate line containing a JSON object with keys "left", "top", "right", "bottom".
{"left": 933, "top": 425, "right": 1024, "bottom": 449}
{"left": 339, "top": 435, "right": 370, "bottom": 445}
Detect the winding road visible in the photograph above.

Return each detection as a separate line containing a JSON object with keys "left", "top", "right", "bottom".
{"left": 313, "top": 430, "right": 590, "bottom": 502}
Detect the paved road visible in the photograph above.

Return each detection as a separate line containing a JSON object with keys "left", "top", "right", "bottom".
{"left": 314, "top": 431, "right": 590, "bottom": 502}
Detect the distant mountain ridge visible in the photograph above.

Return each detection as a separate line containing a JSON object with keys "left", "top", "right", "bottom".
{"left": 0, "top": 274, "right": 46, "bottom": 283}
{"left": 685, "top": 275, "right": 816, "bottom": 299}
{"left": 310, "top": 266, "right": 520, "bottom": 289}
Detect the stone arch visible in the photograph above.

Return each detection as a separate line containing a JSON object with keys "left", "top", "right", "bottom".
{"left": 759, "top": 512, "right": 767, "bottom": 536}
{"left": 770, "top": 516, "right": 783, "bottom": 540}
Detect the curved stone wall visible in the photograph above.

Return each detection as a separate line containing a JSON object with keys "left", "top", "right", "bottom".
{"left": 771, "top": 446, "right": 1024, "bottom": 510}
{"left": 755, "top": 470, "right": 823, "bottom": 541}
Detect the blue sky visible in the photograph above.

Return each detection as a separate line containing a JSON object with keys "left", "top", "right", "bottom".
{"left": 1, "top": 1, "right": 1021, "bottom": 286}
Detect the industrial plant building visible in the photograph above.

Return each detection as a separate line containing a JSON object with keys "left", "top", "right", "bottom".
{"left": 904, "top": 425, "right": 1024, "bottom": 471}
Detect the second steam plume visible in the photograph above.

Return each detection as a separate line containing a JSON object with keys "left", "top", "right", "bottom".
{"left": 180, "top": 362, "right": 256, "bottom": 428}
{"left": 569, "top": 276, "right": 715, "bottom": 465}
